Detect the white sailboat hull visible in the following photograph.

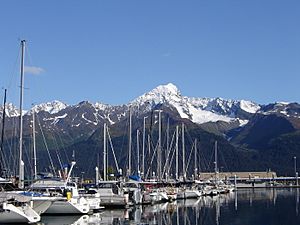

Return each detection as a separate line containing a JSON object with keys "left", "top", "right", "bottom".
{"left": 32, "top": 198, "right": 54, "bottom": 215}
{"left": 0, "top": 202, "right": 40, "bottom": 224}
{"left": 99, "top": 195, "right": 127, "bottom": 207}
{"left": 44, "top": 197, "right": 89, "bottom": 214}
{"left": 177, "top": 189, "right": 201, "bottom": 199}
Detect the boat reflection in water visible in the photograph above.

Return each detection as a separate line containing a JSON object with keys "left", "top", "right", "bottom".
{"left": 38, "top": 188, "right": 300, "bottom": 225}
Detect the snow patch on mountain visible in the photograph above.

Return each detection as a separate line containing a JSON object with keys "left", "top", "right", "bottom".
{"left": 238, "top": 119, "right": 249, "bottom": 127}
{"left": 52, "top": 113, "right": 68, "bottom": 125}
{"left": 81, "top": 113, "right": 98, "bottom": 125}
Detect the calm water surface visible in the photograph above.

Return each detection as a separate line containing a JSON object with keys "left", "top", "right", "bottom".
{"left": 38, "top": 188, "right": 300, "bottom": 225}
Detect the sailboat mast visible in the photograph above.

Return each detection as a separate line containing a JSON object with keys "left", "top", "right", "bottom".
{"left": 0, "top": 89, "right": 7, "bottom": 176}
{"left": 214, "top": 140, "right": 219, "bottom": 184}
{"left": 128, "top": 108, "right": 132, "bottom": 176}
{"left": 166, "top": 118, "right": 169, "bottom": 180}
{"left": 137, "top": 129, "right": 140, "bottom": 175}
{"left": 142, "top": 116, "right": 147, "bottom": 178}
{"left": 214, "top": 140, "right": 218, "bottom": 173}
{"left": 157, "top": 110, "right": 162, "bottom": 181}
{"left": 175, "top": 125, "right": 179, "bottom": 180}
{"left": 18, "top": 40, "right": 25, "bottom": 189}
{"left": 147, "top": 134, "right": 151, "bottom": 180}
{"left": 32, "top": 108, "right": 37, "bottom": 180}
{"left": 103, "top": 123, "right": 107, "bottom": 181}
{"left": 182, "top": 123, "right": 186, "bottom": 180}
{"left": 194, "top": 139, "right": 198, "bottom": 180}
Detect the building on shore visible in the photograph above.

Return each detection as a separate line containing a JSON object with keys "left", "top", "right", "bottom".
{"left": 199, "top": 171, "right": 277, "bottom": 181}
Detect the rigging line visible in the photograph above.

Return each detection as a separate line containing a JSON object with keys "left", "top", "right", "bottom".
{"left": 162, "top": 129, "right": 176, "bottom": 175}
{"left": 7, "top": 44, "right": 21, "bottom": 90}
{"left": 36, "top": 114, "right": 56, "bottom": 176}
{"left": 57, "top": 134, "right": 70, "bottom": 163}
{"left": 0, "top": 89, "right": 8, "bottom": 175}
{"left": 8, "top": 119, "right": 18, "bottom": 175}
{"left": 197, "top": 139, "right": 201, "bottom": 172}
{"left": 118, "top": 110, "right": 130, "bottom": 171}
{"left": 49, "top": 132, "right": 63, "bottom": 170}
{"left": 162, "top": 130, "right": 175, "bottom": 176}
{"left": 219, "top": 144, "right": 230, "bottom": 172}
{"left": 185, "top": 125, "right": 195, "bottom": 147}
{"left": 2, "top": 133, "right": 11, "bottom": 175}
{"left": 23, "top": 141, "right": 33, "bottom": 179}
{"left": 107, "top": 126, "right": 120, "bottom": 172}
{"left": 145, "top": 139, "right": 158, "bottom": 179}
{"left": 200, "top": 146, "right": 210, "bottom": 171}
{"left": 167, "top": 144, "right": 176, "bottom": 177}
{"left": 54, "top": 146, "right": 63, "bottom": 172}
{"left": 207, "top": 141, "right": 216, "bottom": 172}
{"left": 25, "top": 42, "right": 34, "bottom": 67}
{"left": 185, "top": 140, "right": 195, "bottom": 176}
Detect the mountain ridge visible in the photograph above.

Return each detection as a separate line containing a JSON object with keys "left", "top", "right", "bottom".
{"left": 1, "top": 83, "right": 263, "bottom": 125}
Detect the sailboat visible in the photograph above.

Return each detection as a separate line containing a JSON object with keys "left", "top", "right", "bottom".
{"left": 91, "top": 123, "right": 129, "bottom": 208}
{"left": 0, "top": 40, "right": 41, "bottom": 223}
{"left": 0, "top": 192, "right": 40, "bottom": 223}
{"left": 29, "top": 161, "right": 90, "bottom": 214}
{"left": 176, "top": 124, "right": 201, "bottom": 199}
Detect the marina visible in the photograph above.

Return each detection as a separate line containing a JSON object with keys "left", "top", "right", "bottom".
{"left": 33, "top": 188, "right": 300, "bottom": 225}
{"left": 1, "top": 2, "right": 300, "bottom": 224}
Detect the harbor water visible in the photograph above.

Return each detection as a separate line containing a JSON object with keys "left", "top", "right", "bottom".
{"left": 37, "top": 188, "right": 300, "bottom": 225}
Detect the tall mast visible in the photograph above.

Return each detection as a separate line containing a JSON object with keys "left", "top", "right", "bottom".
{"left": 0, "top": 89, "right": 7, "bottom": 177}
{"left": 194, "top": 139, "right": 198, "bottom": 180}
{"left": 182, "top": 123, "right": 186, "bottom": 180}
{"left": 166, "top": 117, "right": 169, "bottom": 180}
{"left": 32, "top": 107, "right": 37, "bottom": 180}
{"left": 175, "top": 125, "right": 179, "bottom": 180}
{"left": 137, "top": 129, "right": 140, "bottom": 175}
{"left": 157, "top": 110, "right": 162, "bottom": 181}
{"left": 142, "top": 116, "right": 147, "bottom": 178}
{"left": 103, "top": 123, "right": 107, "bottom": 181}
{"left": 214, "top": 140, "right": 218, "bottom": 184}
{"left": 214, "top": 140, "right": 218, "bottom": 173}
{"left": 147, "top": 134, "right": 151, "bottom": 180}
{"left": 128, "top": 108, "right": 132, "bottom": 176}
{"left": 18, "top": 40, "right": 25, "bottom": 189}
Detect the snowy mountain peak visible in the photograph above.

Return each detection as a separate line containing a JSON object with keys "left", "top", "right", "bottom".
{"left": 0, "top": 103, "right": 21, "bottom": 117}
{"left": 152, "top": 83, "right": 180, "bottom": 96}
{"left": 239, "top": 100, "right": 261, "bottom": 114}
{"left": 94, "top": 102, "right": 111, "bottom": 111}
{"left": 31, "top": 100, "right": 68, "bottom": 114}
{"left": 131, "top": 83, "right": 181, "bottom": 106}
{"left": 130, "top": 83, "right": 262, "bottom": 125}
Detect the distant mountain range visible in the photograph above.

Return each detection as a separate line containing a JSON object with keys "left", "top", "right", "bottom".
{"left": 1, "top": 83, "right": 300, "bottom": 177}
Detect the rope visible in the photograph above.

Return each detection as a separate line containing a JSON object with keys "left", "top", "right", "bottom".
{"left": 36, "top": 114, "right": 56, "bottom": 176}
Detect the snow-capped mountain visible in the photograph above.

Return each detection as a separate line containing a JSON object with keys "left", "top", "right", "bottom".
{"left": 0, "top": 103, "right": 23, "bottom": 117}
{"left": 259, "top": 102, "right": 300, "bottom": 118}
{"left": 1, "top": 83, "right": 299, "bottom": 129}
{"left": 130, "top": 83, "right": 260, "bottom": 125}
{"left": 31, "top": 100, "right": 68, "bottom": 114}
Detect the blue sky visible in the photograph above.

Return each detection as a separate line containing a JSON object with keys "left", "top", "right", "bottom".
{"left": 0, "top": 0, "right": 299, "bottom": 108}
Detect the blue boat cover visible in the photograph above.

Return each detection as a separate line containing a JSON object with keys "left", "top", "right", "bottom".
{"left": 129, "top": 175, "right": 142, "bottom": 181}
